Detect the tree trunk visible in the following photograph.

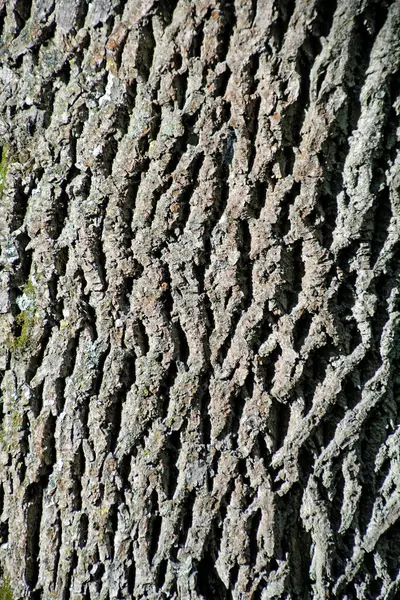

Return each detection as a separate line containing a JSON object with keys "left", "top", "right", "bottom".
{"left": 0, "top": 0, "right": 400, "bottom": 598}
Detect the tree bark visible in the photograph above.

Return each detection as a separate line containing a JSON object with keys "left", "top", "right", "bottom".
{"left": 0, "top": 0, "right": 400, "bottom": 598}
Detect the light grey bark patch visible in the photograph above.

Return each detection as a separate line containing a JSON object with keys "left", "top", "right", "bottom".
{"left": 86, "top": 0, "right": 114, "bottom": 28}
{"left": 55, "top": 0, "right": 86, "bottom": 32}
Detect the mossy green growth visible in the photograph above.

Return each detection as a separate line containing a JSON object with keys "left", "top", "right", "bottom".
{"left": 8, "top": 279, "right": 41, "bottom": 352}
{"left": 10, "top": 311, "right": 37, "bottom": 351}
{"left": 0, "top": 577, "right": 14, "bottom": 600}
{"left": 22, "top": 279, "right": 35, "bottom": 296}
{"left": 0, "top": 145, "right": 9, "bottom": 198}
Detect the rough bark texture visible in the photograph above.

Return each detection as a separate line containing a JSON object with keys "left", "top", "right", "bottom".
{"left": 0, "top": 0, "right": 400, "bottom": 598}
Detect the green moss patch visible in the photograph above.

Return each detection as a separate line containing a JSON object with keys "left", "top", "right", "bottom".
{"left": 0, "top": 577, "right": 14, "bottom": 600}
{"left": 9, "top": 279, "right": 42, "bottom": 353}
{"left": 0, "top": 145, "right": 9, "bottom": 198}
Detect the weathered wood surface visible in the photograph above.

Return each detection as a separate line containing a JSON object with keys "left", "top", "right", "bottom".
{"left": 0, "top": 0, "right": 400, "bottom": 598}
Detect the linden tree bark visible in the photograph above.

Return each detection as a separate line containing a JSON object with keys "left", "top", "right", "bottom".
{"left": 0, "top": 0, "right": 400, "bottom": 599}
